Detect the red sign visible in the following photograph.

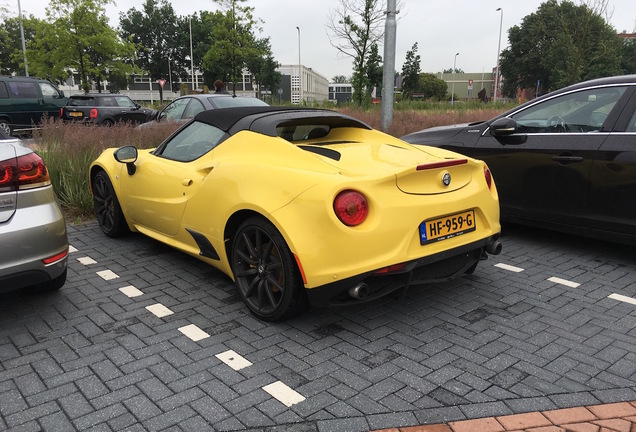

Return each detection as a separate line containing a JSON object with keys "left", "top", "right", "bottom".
{"left": 158, "top": 79, "right": 166, "bottom": 88}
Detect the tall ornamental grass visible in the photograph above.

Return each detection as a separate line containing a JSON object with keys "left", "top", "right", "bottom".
{"left": 34, "top": 119, "right": 180, "bottom": 220}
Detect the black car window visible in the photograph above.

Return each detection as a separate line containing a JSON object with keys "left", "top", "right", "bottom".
{"left": 39, "top": 82, "right": 58, "bottom": 98}
{"left": 208, "top": 96, "right": 268, "bottom": 108}
{"left": 627, "top": 110, "right": 636, "bottom": 132}
{"left": 8, "top": 82, "right": 38, "bottom": 98}
{"left": 100, "top": 97, "right": 118, "bottom": 107}
{"left": 0, "top": 83, "right": 8, "bottom": 99}
{"left": 115, "top": 96, "right": 136, "bottom": 108}
{"left": 183, "top": 99, "right": 205, "bottom": 119}
{"left": 158, "top": 121, "right": 225, "bottom": 162}
{"left": 159, "top": 98, "right": 190, "bottom": 121}
{"left": 512, "top": 86, "right": 627, "bottom": 133}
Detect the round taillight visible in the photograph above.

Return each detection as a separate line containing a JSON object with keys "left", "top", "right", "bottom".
{"left": 484, "top": 166, "right": 492, "bottom": 190}
{"left": 334, "top": 190, "right": 368, "bottom": 226}
{"left": 90, "top": 108, "right": 98, "bottom": 119}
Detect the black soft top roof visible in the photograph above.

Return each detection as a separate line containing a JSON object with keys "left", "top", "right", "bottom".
{"left": 193, "top": 106, "right": 372, "bottom": 136}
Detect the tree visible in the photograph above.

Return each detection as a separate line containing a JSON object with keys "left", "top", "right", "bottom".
{"left": 418, "top": 73, "right": 448, "bottom": 100}
{"left": 499, "top": 0, "right": 623, "bottom": 98}
{"left": 331, "top": 75, "right": 349, "bottom": 83}
{"left": 442, "top": 67, "right": 464, "bottom": 74}
{"left": 202, "top": 0, "right": 268, "bottom": 94}
{"left": 120, "top": 0, "right": 181, "bottom": 101}
{"left": 621, "top": 37, "right": 636, "bottom": 74}
{"left": 401, "top": 42, "right": 420, "bottom": 99}
{"left": 366, "top": 42, "right": 383, "bottom": 96}
{"left": 0, "top": 16, "right": 38, "bottom": 76}
{"left": 246, "top": 51, "right": 281, "bottom": 100}
{"left": 327, "top": 0, "right": 385, "bottom": 106}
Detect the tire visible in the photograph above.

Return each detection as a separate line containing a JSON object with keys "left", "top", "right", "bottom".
{"left": 230, "top": 217, "right": 308, "bottom": 321}
{"left": 101, "top": 119, "right": 114, "bottom": 127}
{"left": 26, "top": 268, "right": 67, "bottom": 294}
{"left": 92, "top": 171, "right": 129, "bottom": 237}
{"left": 0, "top": 119, "right": 12, "bottom": 136}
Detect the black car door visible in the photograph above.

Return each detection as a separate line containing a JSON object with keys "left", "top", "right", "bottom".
{"left": 586, "top": 87, "right": 636, "bottom": 238}
{"left": 475, "top": 85, "right": 629, "bottom": 227}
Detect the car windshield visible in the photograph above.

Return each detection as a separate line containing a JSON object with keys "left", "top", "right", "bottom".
{"left": 208, "top": 96, "right": 268, "bottom": 108}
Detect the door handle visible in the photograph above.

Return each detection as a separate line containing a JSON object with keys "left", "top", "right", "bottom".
{"left": 182, "top": 178, "right": 193, "bottom": 186}
{"left": 552, "top": 155, "right": 583, "bottom": 164}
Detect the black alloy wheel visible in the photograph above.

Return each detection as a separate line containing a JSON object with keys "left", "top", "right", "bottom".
{"left": 92, "top": 171, "right": 128, "bottom": 237}
{"left": 231, "top": 218, "right": 307, "bottom": 321}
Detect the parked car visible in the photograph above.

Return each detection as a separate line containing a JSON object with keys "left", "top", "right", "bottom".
{"left": 90, "top": 106, "right": 502, "bottom": 321}
{"left": 0, "top": 128, "right": 68, "bottom": 293}
{"left": 142, "top": 94, "right": 269, "bottom": 127}
{"left": 60, "top": 94, "right": 157, "bottom": 126}
{"left": 0, "top": 75, "right": 67, "bottom": 136}
{"left": 402, "top": 75, "right": 636, "bottom": 244}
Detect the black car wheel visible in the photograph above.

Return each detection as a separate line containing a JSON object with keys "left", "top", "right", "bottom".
{"left": 92, "top": 171, "right": 129, "bottom": 237}
{"left": 0, "top": 119, "right": 12, "bottom": 136}
{"left": 231, "top": 218, "right": 307, "bottom": 321}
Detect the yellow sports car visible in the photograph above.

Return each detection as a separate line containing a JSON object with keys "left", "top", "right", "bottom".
{"left": 90, "top": 107, "right": 502, "bottom": 321}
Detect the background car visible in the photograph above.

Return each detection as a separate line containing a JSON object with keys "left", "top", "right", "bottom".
{"left": 90, "top": 106, "right": 501, "bottom": 321}
{"left": 0, "top": 75, "right": 67, "bottom": 136}
{"left": 0, "top": 128, "right": 68, "bottom": 293}
{"left": 143, "top": 94, "right": 269, "bottom": 127}
{"left": 402, "top": 74, "right": 636, "bottom": 244}
{"left": 60, "top": 93, "right": 157, "bottom": 126}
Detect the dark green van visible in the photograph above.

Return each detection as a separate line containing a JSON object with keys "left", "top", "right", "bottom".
{"left": 0, "top": 76, "right": 68, "bottom": 135}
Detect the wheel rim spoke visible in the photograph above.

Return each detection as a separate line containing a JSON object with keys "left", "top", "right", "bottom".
{"left": 233, "top": 225, "right": 286, "bottom": 315}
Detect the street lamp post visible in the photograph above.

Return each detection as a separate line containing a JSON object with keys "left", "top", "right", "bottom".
{"left": 17, "top": 0, "right": 28, "bottom": 76}
{"left": 296, "top": 26, "right": 302, "bottom": 105}
{"left": 451, "top": 52, "right": 459, "bottom": 105}
{"left": 189, "top": 16, "right": 195, "bottom": 91}
{"left": 494, "top": 7, "right": 503, "bottom": 103}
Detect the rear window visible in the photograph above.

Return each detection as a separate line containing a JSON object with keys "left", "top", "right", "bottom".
{"left": 0, "top": 82, "right": 8, "bottom": 99}
{"left": 68, "top": 97, "right": 96, "bottom": 107}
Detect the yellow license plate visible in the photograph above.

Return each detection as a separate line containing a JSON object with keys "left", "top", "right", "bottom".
{"left": 420, "top": 210, "right": 476, "bottom": 244}
{"left": 69, "top": 111, "right": 83, "bottom": 117}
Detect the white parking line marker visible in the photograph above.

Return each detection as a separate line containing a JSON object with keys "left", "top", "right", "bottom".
{"left": 119, "top": 285, "right": 144, "bottom": 298}
{"left": 97, "top": 270, "right": 119, "bottom": 281}
{"left": 216, "top": 350, "right": 252, "bottom": 371}
{"left": 69, "top": 245, "right": 78, "bottom": 253}
{"left": 77, "top": 256, "right": 97, "bottom": 265}
{"left": 547, "top": 277, "right": 580, "bottom": 288}
{"left": 263, "top": 381, "right": 305, "bottom": 407}
{"left": 146, "top": 303, "right": 174, "bottom": 318}
{"left": 178, "top": 324, "right": 210, "bottom": 342}
{"left": 494, "top": 263, "right": 524, "bottom": 273}
{"left": 609, "top": 293, "right": 636, "bottom": 306}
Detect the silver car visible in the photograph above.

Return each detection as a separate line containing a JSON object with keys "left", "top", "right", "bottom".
{"left": 0, "top": 130, "right": 68, "bottom": 293}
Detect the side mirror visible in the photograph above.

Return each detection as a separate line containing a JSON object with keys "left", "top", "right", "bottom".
{"left": 114, "top": 146, "right": 138, "bottom": 175}
{"left": 134, "top": 103, "right": 141, "bottom": 110}
{"left": 489, "top": 117, "right": 518, "bottom": 137}
{"left": 58, "top": 90, "right": 65, "bottom": 98}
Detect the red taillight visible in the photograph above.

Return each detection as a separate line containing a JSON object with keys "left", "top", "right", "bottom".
{"left": 484, "top": 166, "right": 492, "bottom": 190}
{"left": 334, "top": 190, "right": 368, "bottom": 226}
{"left": 60, "top": 108, "right": 63, "bottom": 118}
{"left": 0, "top": 153, "right": 51, "bottom": 191}
{"left": 90, "top": 108, "right": 98, "bottom": 119}
{"left": 43, "top": 248, "right": 68, "bottom": 265}
{"left": 374, "top": 262, "right": 408, "bottom": 275}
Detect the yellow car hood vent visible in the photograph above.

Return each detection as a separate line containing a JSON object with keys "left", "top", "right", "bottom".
{"left": 396, "top": 159, "right": 472, "bottom": 195}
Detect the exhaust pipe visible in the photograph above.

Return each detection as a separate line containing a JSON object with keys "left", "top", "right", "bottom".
{"left": 486, "top": 239, "right": 502, "bottom": 255}
{"left": 349, "top": 283, "right": 369, "bottom": 299}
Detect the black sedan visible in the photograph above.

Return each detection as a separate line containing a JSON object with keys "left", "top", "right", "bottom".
{"left": 145, "top": 94, "right": 269, "bottom": 127}
{"left": 60, "top": 94, "right": 157, "bottom": 126}
{"left": 402, "top": 75, "right": 636, "bottom": 244}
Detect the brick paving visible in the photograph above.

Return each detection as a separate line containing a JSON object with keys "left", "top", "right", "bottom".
{"left": 1, "top": 221, "right": 635, "bottom": 431}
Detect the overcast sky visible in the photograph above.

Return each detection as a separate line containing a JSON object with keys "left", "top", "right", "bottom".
{"left": 7, "top": 0, "right": 636, "bottom": 81}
